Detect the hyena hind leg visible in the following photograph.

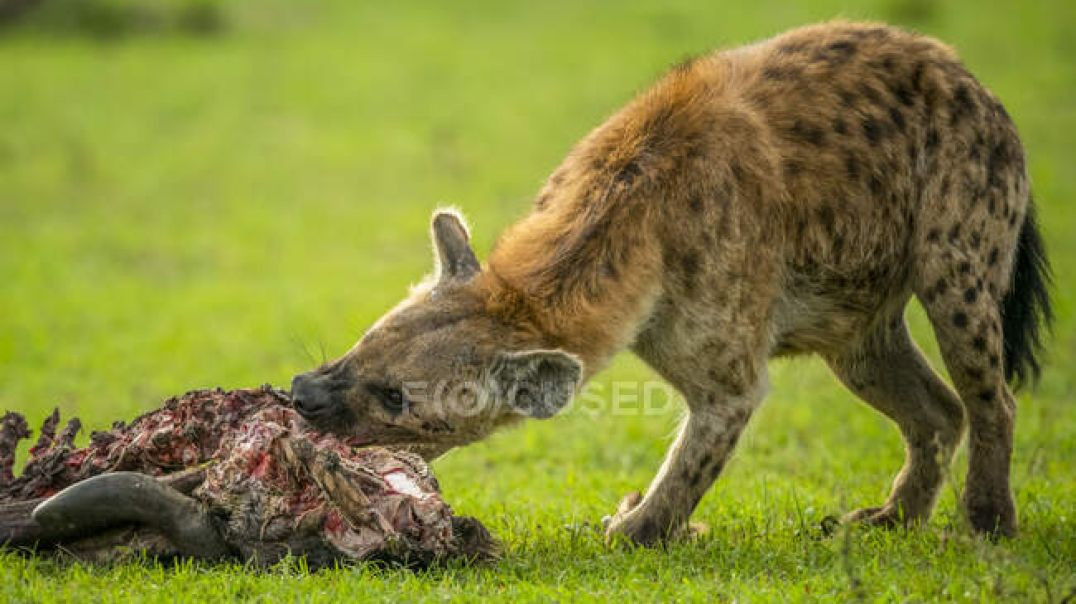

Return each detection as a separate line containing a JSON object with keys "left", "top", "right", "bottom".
{"left": 919, "top": 280, "right": 1019, "bottom": 537}
{"left": 826, "top": 315, "right": 966, "bottom": 528}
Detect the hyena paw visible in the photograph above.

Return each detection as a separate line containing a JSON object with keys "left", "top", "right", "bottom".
{"left": 964, "top": 492, "right": 1017, "bottom": 539}
{"left": 841, "top": 504, "right": 907, "bottom": 528}
{"left": 602, "top": 492, "right": 704, "bottom": 547}
{"left": 600, "top": 491, "right": 643, "bottom": 528}
{"left": 602, "top": 492, "right": 666, "bottom": 547}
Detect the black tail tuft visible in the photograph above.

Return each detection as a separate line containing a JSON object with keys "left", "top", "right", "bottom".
{"left": 1000, "top": 201, "right": 1053, "bottom": 389}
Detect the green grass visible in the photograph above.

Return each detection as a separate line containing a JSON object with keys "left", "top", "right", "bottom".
{"left": 1, "top": 0, "right": 1074, "bottom": 601}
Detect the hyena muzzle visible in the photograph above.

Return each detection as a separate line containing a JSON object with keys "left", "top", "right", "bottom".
{"left": 291, "top": 21, "right": 1052, "bottom": 545}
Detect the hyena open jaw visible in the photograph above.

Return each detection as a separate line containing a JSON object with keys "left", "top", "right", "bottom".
{"left": 291, "top": 21, "right": 1051, "bottom": 545}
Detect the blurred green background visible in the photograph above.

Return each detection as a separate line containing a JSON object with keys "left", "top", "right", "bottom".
{"left": 1, "top": 0, "right": 1073, "bottom": 600}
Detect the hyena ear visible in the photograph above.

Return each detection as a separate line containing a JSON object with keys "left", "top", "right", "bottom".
{"left": 431, "top": 209, "right": 480, "bottom": 283}
{"left": 490, "top": 350, "right": 583, "bottom": 419}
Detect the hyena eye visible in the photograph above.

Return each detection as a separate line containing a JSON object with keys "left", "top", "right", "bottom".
{"left": 368, "top": 384, "right": 406, "bottom": 414}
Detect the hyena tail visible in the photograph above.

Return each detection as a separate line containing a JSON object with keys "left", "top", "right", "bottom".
{"left": 1000, "top": 199, "right": 1053, "bottom": 389}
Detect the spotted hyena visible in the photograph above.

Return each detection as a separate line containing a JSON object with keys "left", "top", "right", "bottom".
{"left": 290, "top": 21, "right": 1051, "bottom": 545}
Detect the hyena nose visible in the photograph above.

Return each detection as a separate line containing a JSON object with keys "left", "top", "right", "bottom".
{"left": 290, "top": 373, "right": 333, "bottom": 419}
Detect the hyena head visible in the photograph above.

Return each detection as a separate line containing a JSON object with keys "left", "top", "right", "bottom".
{"left": 290, "top": 210, "right": 582, "bottom": 459}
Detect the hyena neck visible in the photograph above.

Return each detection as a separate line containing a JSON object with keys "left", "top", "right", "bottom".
{"left": 478, "top": 60, "right": 734, "bottom": 374}
{"left": 481, "top": 178, "right": 663, "bottom": 375}
{"left": 478, "top": 261, "right": 657, "bottom": 378}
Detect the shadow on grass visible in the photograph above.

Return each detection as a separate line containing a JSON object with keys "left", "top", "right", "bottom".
{"left": 0, "top": 0, "right": 226, "bottom": 39}
{"left": 3, "top": 512, "right": 1070, "bottom": 600}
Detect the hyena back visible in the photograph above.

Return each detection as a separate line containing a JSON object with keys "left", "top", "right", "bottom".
{"left": 291, "top": 21, "right": 1051, "bottom": 545}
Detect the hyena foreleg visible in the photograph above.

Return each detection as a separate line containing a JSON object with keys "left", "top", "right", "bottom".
{"left": 604, "top": 371, "right": 766, "bottom": 546}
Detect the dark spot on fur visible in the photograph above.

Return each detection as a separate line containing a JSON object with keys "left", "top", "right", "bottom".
{"left": 833, "top": 117, "right": 848, "bottom": 135}
{"left": 924, "top": 277, "right": 947, "bottom": 302}
{"left": 689, "top": 196, "right": 704, "bottom": 213}
{"left": 972, "top": 335, "right": 987, "bottom": 352}
{"left": 987, "top": 141, "right": 1012, "bottom": 190}
{"left": 673, "top": 250, "right": 700, "bottom": 296}
{"left": 602, "top": 258, "right": 619, "bottom": 280}
{"left": 817, "top": 205, "right": 836, "bottom": 234}
{"left": 699, "top": 452, "right": 713, "bottom": 471}
{"left": 964, "top": 287, "right": 978, "bottom": 304}
{"left": 862, "top": 116, "right": 883, "bottom": 144}
{"left": 892, "top": 81, "right": 915, "bottom": 107}
{"left": 838, "top": 88, "right": 855, "bottom": 107}
{"left": 958, "top": 260, "right": 971, "bottom": 274}
{"left": 969, "top": 143, "right": 982, "bottom": 163}
{"left": 927, "top": 228, "right": 941, "bottom": 242}
{"left": 988, "top": 354, "right": 1000, "bottom": 368}
{"left": 708, "top": 458, "right": 727, "bottom": 479}
{"left": 845, "top": 154, "right": 860, "bottom": 180}
{"left": 783, "top": 158, "right": 803, "bottom": 177}
{"left": 888, "top": 106, "right": 906, "bottom": 132}
{"left": 966, "top": 367, "right": 984, "bottom": 381}
{"left": 615, "top": 162, "right": 642, "bottom": 186}
{"left": 859, "top": 83, "right": 884, "bottom": 106}
{"left": 814, "top": 40, "right": 857, "bottom": 66}
{"left": 788, "top": 119, "right": 826, "bottom": 146}
{"left": 730, "top": 162, "right": 747, "bottom": 186}
{"left": 950, "top": 83, "right": 976, "bottom": 125}
{"left": 777, "top": 41, "right": 809, "bottom": 55}
{"left": 977, "top": 389, "right": 995, "bottom": 402}
{"left": 685, "top": 141, "right": 706, "bottom": 161}
{"left": 953, "top": 311, "right": 969, "bottom": 328}
{"left": 827, "top": 40, "right": 857, "bottom": 54}
{"left": 949, "top": 224, "right": 962, "bottom": 243}
{"left": 988, "top": 247, "right": 1000, "bottom": 266}
{"left": 716, "top": 369, "right": 747, "bottom": 397}
{"left": 869, "top": 174, "right": 884, "bottom": 195}
{"left": 680, "top": 251, "right": 700, "bottom": 278}
{"left": 910, "top": 61, "right": 925, "bottom": 92}
{"left": 926, "top": 128, "right": 940, "bottom": 151}
{"left": 794, "top": 217, "right": 807, "bottom": 241}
